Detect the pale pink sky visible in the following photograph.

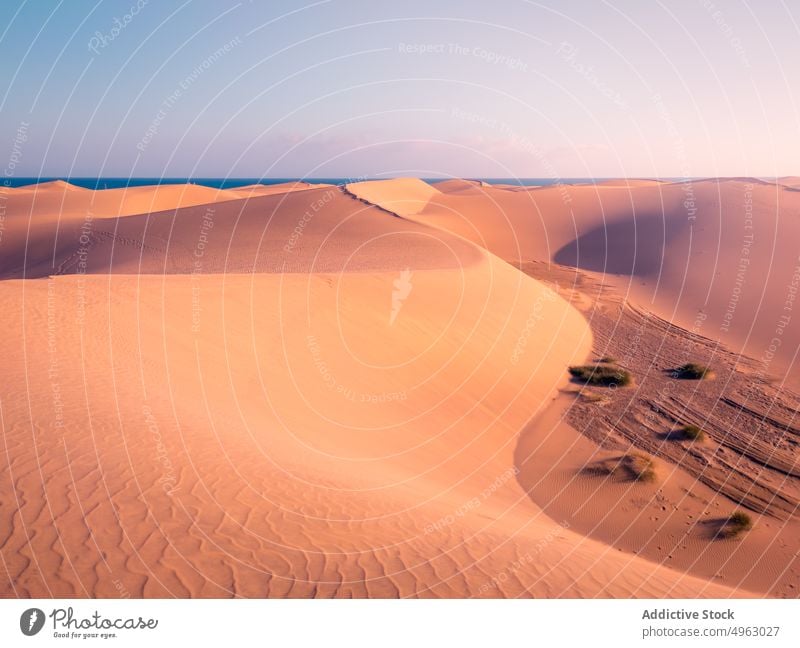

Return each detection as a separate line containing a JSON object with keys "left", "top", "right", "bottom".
{"left": 2, "top": 0, "right": 798, "bottom": 178}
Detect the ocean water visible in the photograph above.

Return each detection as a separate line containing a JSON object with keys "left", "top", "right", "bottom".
{"left": 3, "top": 177, "right": 355, "bottom": 189}
{"left": 3, "top": 177, "right": 625, "bottom": 190}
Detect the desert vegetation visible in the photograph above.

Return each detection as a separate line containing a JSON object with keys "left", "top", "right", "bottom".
{"left": 679, "top": 424, "right": 706, "bottom": 441}
{"left": 568, "top": 364, "right": 631, "bottom": 387}
{"left": 577, "top": 389, "right": 611, "bottom": 404}
{"left": 720, "top": 511, "right": 754, "bottom": 538}
{"left": 585, "top": 453, "right": 657, "bottom": 483}
{"left": 672, "top": 362, "right": 712, "bottom": 379}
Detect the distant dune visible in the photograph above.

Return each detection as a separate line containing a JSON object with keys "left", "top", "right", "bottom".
{"left": 345, "top": 177, "right": 440, "bottom": 217}
{"left": 775, "top": 176, "right": 800, "bottom": 189}
{"left": 350, "top": 176, "right": 800, "bottom": 596}
{"left": 431, "top": 179, "right": 487, "bottom": 194}
{"left": 225, "top": 181, "right": 332, "bottom": 198}
{"left": 0, "top": 184, "right": 487, "bottom": 279}
{"left": 1, "top": 180, "right": 241, "bottom": 219}
{"left": 390, "top": 177, "right": 800, "bottom": 390}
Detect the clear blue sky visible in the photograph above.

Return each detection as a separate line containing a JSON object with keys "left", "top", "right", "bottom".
{"left": 1, "top": 0, "right": 798, "bottom": 178}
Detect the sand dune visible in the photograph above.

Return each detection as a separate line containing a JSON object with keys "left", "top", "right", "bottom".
{"left": 383, "top": 178, "right": 800, "bottom": 389}
{"left": 1, "top": 181, "right": 241, "bottom": 220}
{"left": 345, "top": 178, "right": 439, "bottom": 217}
{"left": 775, "top": 176, "right": 800, "bottom": 189}
{"left": 0, "top": 185, "right": 483, "bottom": 279}
{"left": 224, "top": 181, "right": 333, "bottom": 198}
{"left": 431, "top": 179, "right": 488, "bottom": 194}
{"left": 351, "top": 177, "right": 800, "bottom": 595}
{"left": 592, "top": 178, "right": 667, "bottom": 188}
{"left": 0, "top": 267, "right": 738, "bottom": 597}
{"left": 519, "top": 262, "right": 800, "bottom": 596}
{"left": 0, "top": 179, "right": 751, "bottom": 598}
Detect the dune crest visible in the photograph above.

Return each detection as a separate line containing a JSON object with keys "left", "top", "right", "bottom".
{"left": 402, "top": 178, "right": 800, "bottom": 388}
{"left": 353, "top": 176, "right": 800, "bottom": 595}
{"left": 345, "top": 178, "right": 440, "bottom": 217}
{"left": 225, "top": 181, "right": 334, "bottom": 197}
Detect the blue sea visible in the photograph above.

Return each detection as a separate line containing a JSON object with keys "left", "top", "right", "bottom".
{"left": 2, "top": 177, "right": 632, "bottom": 190}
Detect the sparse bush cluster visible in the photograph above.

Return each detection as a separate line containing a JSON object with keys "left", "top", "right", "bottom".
{"left": 680, "top": 424, "right": 706, "bottom": 441}
{"left": 624, "top": 454, "right": 657, "bottom": 482}
{"left": 585, "top": 453, "right": 657, "bottom": 483}
{"left": 672, "top": 363, "right": 712, "bottom": 380}
{"left": 721, "top": 511, "right": 754, "bottom": 538}
{"left": 569, "top": 364, "right": 631, "bottom": 387}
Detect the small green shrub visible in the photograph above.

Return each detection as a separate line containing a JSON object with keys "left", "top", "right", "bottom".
{"left": 681, "top": 424, "right": 706, "bottom": 441}
{"left": 673, "top": 363, "right": 712, "bottom": 379}
{"left": 569, "top": 364, "right": 631, "bottom": 387}
{"left": 627, "top": 454, "right": 657, "bottom": 483}
{"left": 724, "top": 511, "right": 753, "bottom": 538}
{"left": 586, "top": 453, "right": 656, "bottom": 483}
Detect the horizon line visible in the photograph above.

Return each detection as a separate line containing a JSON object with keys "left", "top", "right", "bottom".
{"left": 5, "top": 174, "right": 798, "bottom": 182}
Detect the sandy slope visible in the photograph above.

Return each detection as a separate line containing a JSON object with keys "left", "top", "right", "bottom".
{"left": 0, "top": 180, "right": 242, "bottom": 219}
{"left": 344, "top": 177, "right": 440, "bottom": 216}
{"left": 0, "top": 184, "right": 487, "bottom": 280}
{"left": 520, "top": 262, "right": 800, "bottom": 597}
{"left": 773, "top": 177, "right": 800, "bottom": 189}
{"left": 224, "top": 181, "right": 333, "bottom": 198}
{"left": 0, "top": 180, "right": 743, "bottom": 598}
{"left": 348, "top": 177, "right": 800, "bottom": 596}
{"left": 432, "top": 179, "right": 487, "bottom": 194}
{"left": 371, "top": 178, "right": 800, "bottom": 389}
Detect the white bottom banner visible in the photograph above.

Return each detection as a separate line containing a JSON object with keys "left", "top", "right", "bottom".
{"left": 1, "top": 599, "right": 798, "bottom": 647}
